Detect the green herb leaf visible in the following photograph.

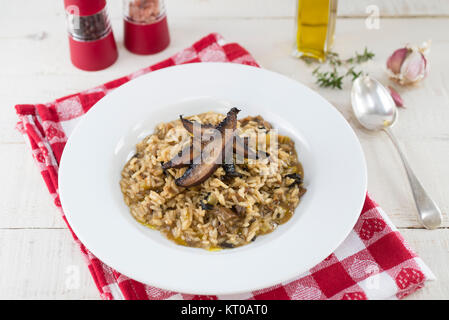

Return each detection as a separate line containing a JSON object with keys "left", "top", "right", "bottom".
{"left": 309, "top": 47, "right": 375, "bottom": 90}
{"left": 346, "top": 67, "right": 363, "bottom": 81}
{"left": 313, "top": 67, "right": 344, "bottom": 89}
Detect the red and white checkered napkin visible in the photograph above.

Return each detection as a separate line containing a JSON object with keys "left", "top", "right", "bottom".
{"left": 15, "top": 33, "right": 434, "bottom": 300}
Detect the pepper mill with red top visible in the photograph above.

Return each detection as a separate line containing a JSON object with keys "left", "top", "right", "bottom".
{"left": 123, "top": 0, "right": 170, "bottom": 55}
{"left": 64, "top": 0, "right": 118, "bottom": 71}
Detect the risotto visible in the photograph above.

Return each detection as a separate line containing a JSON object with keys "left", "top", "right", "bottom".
{"left": 120, "top": 111, "right": 306, "bottom": 250}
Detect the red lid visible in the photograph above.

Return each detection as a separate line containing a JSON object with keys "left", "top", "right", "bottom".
{"left": 64, "top": 0, "right": 106, "bottom": 16}
{"left": 68, "top": 32, "right": 118, "bottom": 71}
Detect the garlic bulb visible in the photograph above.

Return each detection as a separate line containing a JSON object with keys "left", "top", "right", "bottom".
{"left": 386, "top": 41, "right": 430, "bottom": 85}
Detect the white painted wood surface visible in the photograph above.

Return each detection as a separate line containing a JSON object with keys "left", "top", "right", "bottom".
{"left": 0, "top": 0, "right": 448, "bottom": 299}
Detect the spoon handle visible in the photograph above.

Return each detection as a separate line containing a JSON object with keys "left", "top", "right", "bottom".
{"left": 384, "top": 127, "right": 442, "bottom": 229}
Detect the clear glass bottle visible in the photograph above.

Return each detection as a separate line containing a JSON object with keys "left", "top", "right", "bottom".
{"left": 293, "top": 0, "right": 338, "bottom": 61}
{"left": 123, "top": 0, "right": 170, "bottom": 55}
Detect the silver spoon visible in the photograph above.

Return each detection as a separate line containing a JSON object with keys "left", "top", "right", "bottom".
{"left": 351, "top": 75, "right": 442, "bottom": 229}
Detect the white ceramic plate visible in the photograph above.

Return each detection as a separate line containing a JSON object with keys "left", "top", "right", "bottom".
{"left": 59, "top": 63, "right": 367, "bottom": 295}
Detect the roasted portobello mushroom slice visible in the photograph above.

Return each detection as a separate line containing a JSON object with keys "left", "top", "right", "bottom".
{"left": 175, "top": 108, "right": 240, "bottom": 187}
{"left": 180, "top": 114, "right": 268, "bottom": 160}
{"left": 161, "top": 142, "right": 197, "bottom": 170}
{"left": 180, "top": 116, "right": 215, "bottom": 136}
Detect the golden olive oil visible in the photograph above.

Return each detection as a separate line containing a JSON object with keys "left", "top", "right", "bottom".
{"left": 293, "top": 0, "right": 338, "bottom": 61}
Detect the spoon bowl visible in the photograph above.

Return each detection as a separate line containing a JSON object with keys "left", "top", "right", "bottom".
{"left": 351, "top": 76, "right": 398, "bottom": 131}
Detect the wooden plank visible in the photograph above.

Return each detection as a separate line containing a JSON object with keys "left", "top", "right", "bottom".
{"left": 0, "top": 227, "right": 446, "bottom": 299}
{"left": 0, "top": 0, "right": 448, "bottom": 21}
{"left": 0, "top": 229, "right": 99, "bottom": 299}
{"left": 338, "top": 0, "right": 449, "bottom": 17}
{"left": 154, "top": 0, "right": 449, "bottom": 18}
{"left": 166, "top": 0, "right": 449, "bottom": 18}
{"left": 0, "top": 0, "right": 448, "bottom": 299}
{"left": 0, "top": 144, "right": 65, "bottom": 228}
{"left": 2, "top": 18, "right": 449, "bottom": 229}
{"left": 401, "top": 229, "right": 449, "bottom": 300}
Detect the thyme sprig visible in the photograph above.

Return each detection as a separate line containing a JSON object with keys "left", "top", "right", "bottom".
{"left": 309, "top": 47, "right": 375, "bottom": 89}
{"left": 346, "top": 47, "right": 375, "bottom": 64}
{"left": 312, "top": 67, "right": 344, "bottom": 89}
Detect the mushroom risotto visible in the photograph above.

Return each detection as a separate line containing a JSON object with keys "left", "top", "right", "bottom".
{"left": 120, "top": 109, "right": 306, "bottom": 250}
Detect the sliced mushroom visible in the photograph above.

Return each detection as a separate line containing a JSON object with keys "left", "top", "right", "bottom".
{"left": 175, "top": 108, "right": 240, "bottom": 187}
{"left": 180, "top": 116, "right": 215, "bottom": 136}
{"left": 180, "top": 114, "right": 268, "bottom": 160}
{"left": 161, "top": 143, "right": 196, "bottom": 170}
{"left": 161, "top": 123, "right": 214, "bottom": 170}
{"left": 222, "top": 163, "right": 241, "bottom": 177}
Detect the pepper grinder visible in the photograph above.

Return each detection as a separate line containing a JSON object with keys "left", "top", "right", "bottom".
{"left": 123, "top": 0, "right": 170, "bottom": 55}
{"left": 64, "top": 0, "right": 118, "bottom": 71}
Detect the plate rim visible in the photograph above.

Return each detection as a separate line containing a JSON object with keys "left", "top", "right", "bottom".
{"left": 59, "top": 62, "right": 367, "bottom": 295}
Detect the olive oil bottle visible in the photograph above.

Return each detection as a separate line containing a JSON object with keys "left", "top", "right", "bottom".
{"left": 293, "top": 0, "right": 338, "bottom": 61}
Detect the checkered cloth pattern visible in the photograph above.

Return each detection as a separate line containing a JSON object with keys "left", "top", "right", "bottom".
{"left": 15, "top": 33, "right": 435, "bottom": 300}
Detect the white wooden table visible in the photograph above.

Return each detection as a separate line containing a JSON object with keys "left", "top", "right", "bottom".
{"left": 1, "top": 0, "right": 448, "bottom": 299}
